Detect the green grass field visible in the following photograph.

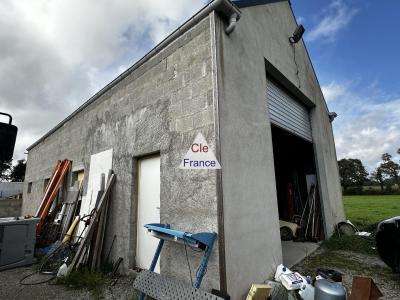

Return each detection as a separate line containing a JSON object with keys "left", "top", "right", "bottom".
{"left": 344, "top": 195, "right": 400, "bottom": 229}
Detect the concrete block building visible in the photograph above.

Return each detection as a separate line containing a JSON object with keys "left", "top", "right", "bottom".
{"left": 22, "top": 0, "right": 345, "bottom": 298}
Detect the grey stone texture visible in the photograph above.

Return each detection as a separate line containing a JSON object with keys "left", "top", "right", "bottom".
{"left": 0, "top": 198, "right": 22, "bottom": 217}
{"left": 22, "top": 2, "right": 345, "bottom": 298}
{"left": 22, "top": 17, "right": 220, "bottom": 290}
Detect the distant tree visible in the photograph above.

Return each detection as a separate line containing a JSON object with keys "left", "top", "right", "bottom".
{"left": 338, "top": 158, "right": 368, "bottom": 191}
{"left": 9, "top": 160, "right": 26, "bottom": 182}
{"left": 0, "top": 160, "right": 12, "bottom": 181}
{"left": 370, "top": 167, "right": 385, "bottom": 191}
{"left": 379, "top": 157, "right": 400, "bottom": 187}
{"left": 382, "top": 153, "right": 393, "bottom": 162}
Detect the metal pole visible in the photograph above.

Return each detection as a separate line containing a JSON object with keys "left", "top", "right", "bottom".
{"left": 194, "top": 233, "right": 217, "bottom": 288}
{"left": 138, "top": 224, "right": 170, "bottom": 300}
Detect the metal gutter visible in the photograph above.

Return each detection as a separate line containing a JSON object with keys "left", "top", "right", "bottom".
{"left": 27, "top": 0, "right": 241, "bottom": 151}
{"left": 209, "top": 11, "right": 227, "bottom": 293}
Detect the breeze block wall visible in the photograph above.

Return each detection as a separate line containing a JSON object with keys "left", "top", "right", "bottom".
{"left": 23, "top": 16, "right": 220, "bottom": 290}
{"left": 0, "top": 198, "right": 22, "bottom": 217}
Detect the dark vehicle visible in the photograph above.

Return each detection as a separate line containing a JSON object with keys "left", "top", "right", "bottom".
{"left": 0, "top": 112, "right": 18, "bottom": 161}
{"left": 376, "top": 216, "right": 400, "bottom": 273}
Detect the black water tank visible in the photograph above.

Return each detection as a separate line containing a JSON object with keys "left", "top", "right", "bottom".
{"left": 376, "top": 216, "right": 400, "bottom": 273}
{"left": 0, "top": 113, "right": 18, "bottom": 161}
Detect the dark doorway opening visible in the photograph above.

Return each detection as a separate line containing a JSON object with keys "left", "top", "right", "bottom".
{"left": 271, "top": 125, "right": 325, "bottom": 243}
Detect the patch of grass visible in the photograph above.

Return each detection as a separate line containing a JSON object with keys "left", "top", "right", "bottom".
{"left": 322, "top": 234, "right": 376, "bottom": 255}
{"left": 344, "top": 195, "right": 400, "bottom": 229}
{"left": 57, "top": 270, "right": 105, "bottom": 299}
{"left": 317, "top": 195, "right": 399, "bottom": 256}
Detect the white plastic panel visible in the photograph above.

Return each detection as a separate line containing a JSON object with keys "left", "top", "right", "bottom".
{"left": 77, "top": 148, "right": 113, "bottom": 238}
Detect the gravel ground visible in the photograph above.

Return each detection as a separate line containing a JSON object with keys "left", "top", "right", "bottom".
{"left": 0, "top": 266, "right": 139, "bottom": 300}
{"left": 2, "top": 250, "right": 399, "bottom": 299}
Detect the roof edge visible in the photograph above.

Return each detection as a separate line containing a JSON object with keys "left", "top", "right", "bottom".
{"left": 27, "top": 0, "right": 240, "bottom": 151}
{"left": 232, "top": 0, "right": 288, "bottom": 9}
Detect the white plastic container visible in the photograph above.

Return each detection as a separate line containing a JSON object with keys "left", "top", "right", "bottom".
{"left": 274, "top": 264, "right": 306, "bottom": 290}
{"left": 274, "top": 264, "right": 291, "bottom": 282}
{"left": 280, "top": 272, "right": 305, "bottom": 290}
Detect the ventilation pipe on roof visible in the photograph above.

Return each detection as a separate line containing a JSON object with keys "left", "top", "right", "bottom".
{"left": 225, "top": 13, "right": 239, "bottom": 35}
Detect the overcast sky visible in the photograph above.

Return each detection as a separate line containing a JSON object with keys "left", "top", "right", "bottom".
{"left": 0, "top": 0, "right": 398, "bottom": 171}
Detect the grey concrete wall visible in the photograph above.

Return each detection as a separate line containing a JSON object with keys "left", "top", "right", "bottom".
{"left": 214, "top": 2, "right": 344, "bottom": 298}
{"left": 22, "top": 16, "right": 220, "bottom": 290}
{"left": 0, "top": 198, "right": 22, "bottom": 217}
{"left": 0, "top": 182, "right": 23, "bottom": 198}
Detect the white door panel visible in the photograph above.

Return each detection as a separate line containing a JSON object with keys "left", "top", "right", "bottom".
{"left": 136, "top": 155, "right": 161, "bottom": 272}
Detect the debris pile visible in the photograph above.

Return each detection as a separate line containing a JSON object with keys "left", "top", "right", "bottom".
{"left": 19, "top": 158, "right": 116, "bottom": 284}
{"left": 246, "top": 264, "right": 383, "bottom": 300}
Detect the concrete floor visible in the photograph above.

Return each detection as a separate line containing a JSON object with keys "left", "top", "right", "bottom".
{"left": 282, "top": 241, "right": 320, "bottom": 267}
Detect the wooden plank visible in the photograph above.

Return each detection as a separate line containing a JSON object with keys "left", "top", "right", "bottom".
{"left": 66, "top": 172, "right": 116, "bottom": 274}
{"left": 89, "top": 171, "right": 114, "bottom": 271}
{"left": 94, "top": 170, "right": 113, "bottom": 271}
{"left": 88, "top": 173, "right": 106, "bottom": 269}
{"left": 59, "top": 183, "right": 80, "bottom": 239}
{"left": 88, "top": 190, "right": 104, "bottom": 270}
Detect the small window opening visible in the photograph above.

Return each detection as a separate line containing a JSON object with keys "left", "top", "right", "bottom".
{"left": 43, "top": 178, "right": 50, "bottom": 193}
{"left": 71, "top": 170, "right": 85, "bottom": 188}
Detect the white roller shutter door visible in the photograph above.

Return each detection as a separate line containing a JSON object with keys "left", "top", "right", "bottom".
{"left": 267, "top": 78, "right": 313, "bottom": 141}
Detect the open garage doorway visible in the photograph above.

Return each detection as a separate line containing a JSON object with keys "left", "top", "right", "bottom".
{"left": 271, "top": 125, "right": 325, "bottom": 266}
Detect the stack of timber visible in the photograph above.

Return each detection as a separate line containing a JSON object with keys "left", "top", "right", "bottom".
{"left": 31, "top": 159, "right": 116, "bottom": 276}
{"left": 66, "top": 171, "right": 115, "bottom": 274}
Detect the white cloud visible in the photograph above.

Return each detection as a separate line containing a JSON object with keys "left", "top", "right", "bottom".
{"left": 307, "top": 0, "right": 357, "bottom": 42}
{"left": 0, "top": 0, "right": 205, "bottom": 160}
{"left": 297, "top": 16, "right": 305, "bottom": 24}
{"left": 323, "top": 81, "right": 400, "bottom": 171}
